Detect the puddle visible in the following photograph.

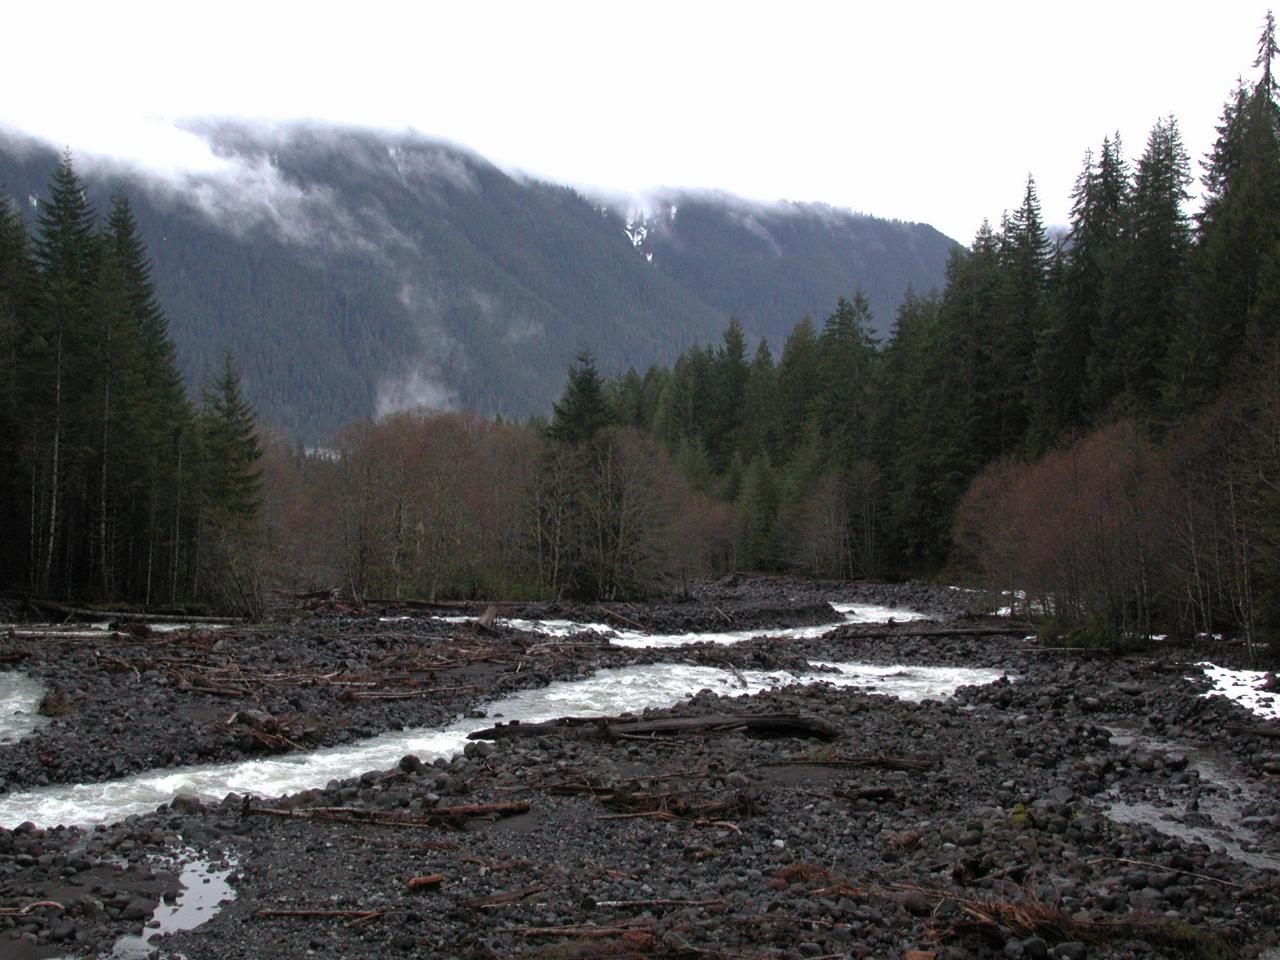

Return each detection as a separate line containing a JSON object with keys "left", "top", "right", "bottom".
{"left": 0, "top": 660, "right": 1000, "bottom": 829}
{"left": 0, "top": 671, "right": 47, "bottom": 744}
{"left": 111, "top": 852, "right": 237, "bottom": 958}
{"left": 1105, "top": 726, "right": 1280, "bottom": 872}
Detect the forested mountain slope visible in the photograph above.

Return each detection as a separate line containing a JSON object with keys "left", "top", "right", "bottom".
{"left": 0, "top": 123, "right": 954, "bottom": 440}
{"left": 630, "top": 195, "right": 955, "bottom": 345}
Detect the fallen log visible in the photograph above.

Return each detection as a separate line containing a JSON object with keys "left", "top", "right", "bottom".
{"left": 5, "top": 629, "right": 109, "bottom": 641}
{"left": 430, "top": 801, "right": 531, "bottom": 818}
{"left": 0, "top": 901, "right": 64, "bottom": 916}
{"left": 601, "top": 787, "right": 755, "bottom": 819}
{"left": 469, "top": 712, "right": 842, "bottom": 742}
{"left": 406, "top": 875, "right": 444, "bottom": 890}
{"left": 461, "top": 884, "right": 550, "bottom": 908}
{"left": 28, "top": 598, "right": 235, "bottom": 625}
{"left": 337, "top": 684, "right": 476, "bottom": 702}
{"left": 596, "top": 605, "right": 648, "bottom": 632}
{"left": 1085, "top": 857, "right": 1244, "bottom": 889}
{"left": 248, "top": 800, "right": 529, "bottom": 827}
{"left": 364, "top": 597, "right": 521, "bottom": 610}
{"left": 843, "top": 623, "right": 1034, "bottom": 639}
{"left": 592, "top": 897, "right": 725, "bottom": 910}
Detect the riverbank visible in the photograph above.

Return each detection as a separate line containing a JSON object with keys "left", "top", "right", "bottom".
{"left": 0, "top": 578, "right": 1277, "bottom": 958}
{"left": 0, "top": 578, "right": 953, "bottom": 793}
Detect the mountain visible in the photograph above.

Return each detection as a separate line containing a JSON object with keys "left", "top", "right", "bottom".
{"left": 0, "top": 122, "right": 957, "bottom": 442}
{"left": 627, "top": 194, "right": 956, "bottom": 345}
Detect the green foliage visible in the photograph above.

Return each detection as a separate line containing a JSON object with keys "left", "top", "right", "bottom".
{"left": 0, "top": 156, "right": 260, "bottom": 612}
{"left": 201, "top": 354, "right": 264, "bottom": 523}
{"left": 1170, "top": 26, "right": 1280, "bottom": 417}
{"left": 567, "top": 14, "right": 1280, "bottom": 623}
{"left": 547, "top": 352, "right": 615, "bottom": 445}
{"left": 0, "top": 127, "right": 955, "bottom": 443}
{"left": 735, "top": 456, "right": 780, "bottom": 569}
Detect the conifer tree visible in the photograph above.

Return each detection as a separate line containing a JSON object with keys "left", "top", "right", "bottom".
{"left": 1172, "top": 13, "right": 1280, "bottom": 412}
{"left": 547, "top": 352, "right": 615, "bottom": 445}
{"left": 993, "top": 177, "right": 1051, "bottom": 454}
{"left": 1113, "top": 117, "right": 1192, "bottom": 419}
{"left": 0, "top": 194, "right": 37, "bottom": 583}
{"left": 738, "top": 339, "right": 778, "bottom": 467}
{"left": 103, "top": 195, "right": 195, "bottom": 601}
{"left": 704, "top": 319, "right": 748, "bottom": 472}
{"left": 652, "top": 351, "right": 696, "bottom": 453}
{"left": 937, "top": 222, "right": 1002, "bottom": 468}
{"left": 735, "top": 455, "right": 780, "bottom": 569}
{"left": 816, "top": 291, "right": 878, "bottom": 460}
{"left": 195, "top": 354, "right": 264, "bottom": 613}
{"left": 202, "top": 354, "right": 264, "bottom": 522}
{"left": 1028, "top": 137, "right": 1128, "bottom": 450}
{"left": 775, "top": 317, "right": 821, "bottom": 463}
{"left": 31, "top": 153, "right": 100, "bottom": 592}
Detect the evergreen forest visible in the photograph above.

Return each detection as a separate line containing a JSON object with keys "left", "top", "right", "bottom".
{"left": 0, "top": 156, "right": 264, "bottom": 615}
{"left": 0, "top": 126, "right": 954, "bottom": 443}
{"left": 4, "top": 15, "right": 1280, "bottom": 657}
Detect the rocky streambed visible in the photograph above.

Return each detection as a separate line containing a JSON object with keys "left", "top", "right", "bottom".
{"left": 0, "top": 579, "right": 1277, "bottom": 959}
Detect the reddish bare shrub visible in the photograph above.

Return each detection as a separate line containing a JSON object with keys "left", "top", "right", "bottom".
{"left": 953, "top": 420, "right": 1167, "bottom": 636}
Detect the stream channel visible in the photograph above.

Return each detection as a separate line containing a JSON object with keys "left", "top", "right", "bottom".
{"left": 1, "top": 601, "right": 997, "bottom": 954}
{"left": 0, "top": 601, "right": 1001, "bottom": 829}
{"left": 3, "top": 602, "right": 1278, "bottom": 956}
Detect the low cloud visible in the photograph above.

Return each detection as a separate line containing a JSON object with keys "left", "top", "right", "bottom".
{"left": 374, "top": 365, "right": 459, "bottom": 418}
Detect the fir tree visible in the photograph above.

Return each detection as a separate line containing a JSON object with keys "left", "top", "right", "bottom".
{"left": 1029, "top": 136, "right": 1128, "bottom": 450}
{"left": 775, "top": 317, "right": 821, "bottom": 463}
{"left": 816, "top": 292, "right": 878, "bottom": 459}
{"left": 1173, "top": 14, "right": 1280, "bottom": 412}
{"left": 993, "top": 177, "right": 1051, "bottom": 454}
{"left": 547, "top": 352, "right": 615, "bottom": 445}
{"left": 0, "top": 194, "right": 37, "bottom": 584}
{"left": 1114, "top": 117, "right": 1191, "bottom": 420}
{"left": 31, "top": 152, "right": 100, "bottom": 592}
{"left": 202, "top": 354, "right": 263, "bottom": 523}
{"left": 704, "top": 318, "right": 749, "bottom": 472}
{"left": 738, "top": 339, "right": 778, "bottom": 467}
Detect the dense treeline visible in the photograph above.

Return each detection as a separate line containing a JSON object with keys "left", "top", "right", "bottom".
{"left": 10, "top": 17, "right": 1279, "bottom": 642}
{"left": 0, "top": 156, "right": 263, "bottom": 614}
{"left": 260, "top": 14, "right": 1280, "bottom": 639}
{"left": 0, "top": 128, "right": 952, "bottom": 443}
{"left": 256, "top": 357, "right": 727, "bottom": 602}
{"left": 570, "top": 15, "right": 1280, "bottom": 649}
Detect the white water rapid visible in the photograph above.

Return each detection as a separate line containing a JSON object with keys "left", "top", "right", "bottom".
{"left": 0, "top": 671, "right": 47, "bottom": 744}
{"left": 407, "top": 601, "right": 930, "bottom": 649}
{"left": 0, "top": 660, "right": 1000, "bottom": 829}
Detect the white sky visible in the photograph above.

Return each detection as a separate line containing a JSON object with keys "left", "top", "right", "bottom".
{"left": 0, "top": 1, "right": 1270, "bottom": 242}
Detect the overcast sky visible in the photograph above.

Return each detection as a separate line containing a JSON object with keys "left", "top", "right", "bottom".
{"left": 0, "top": 1, "right": 1270, "bottom": 242}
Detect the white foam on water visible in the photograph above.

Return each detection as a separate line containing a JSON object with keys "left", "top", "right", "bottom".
{"left": 503, "top": 618, "right": 617, "bottom": 637}
{"left": 607, "top": 621, "right": 844, "bottom": 648}
{"left": 1196, "top": 662, "right": 1280, "bottom": 720}
{"left": 0, "top": 661, "right": 1001, "bottom": 829}
{"left": 148, "top": 623, "right": 233, "bottom": 634}
{"left": 0, "top": 671, "right": 46, "bottom": 744}
{"left": 458, "top": 602, "right": 932, "bottom": 649}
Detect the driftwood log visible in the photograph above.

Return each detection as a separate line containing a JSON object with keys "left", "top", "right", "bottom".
{"left": 27, "top": 599, "right": 235, "bottom": 625}
{"left": 842, "top": 623, "right": 1035, "bottom": 639}
{"left": 468, "top": 713, "right": 842, "bottom": 742}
